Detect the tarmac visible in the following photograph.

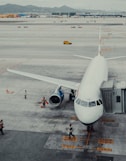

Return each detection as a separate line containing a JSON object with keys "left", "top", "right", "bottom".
{"left": 0, "top": 17, "right": 126, "bottom": 161}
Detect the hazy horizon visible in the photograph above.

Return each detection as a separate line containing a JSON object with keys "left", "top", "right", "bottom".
{"left": 0, "top": 0, "right": 126, "bottom": 11}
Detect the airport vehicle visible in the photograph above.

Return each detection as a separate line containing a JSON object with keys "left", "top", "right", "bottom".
{"left": 7, "top": 40, "right": 126, "bottom": 131}
{"left": 63, "top": 40, "right": 72, "bottom": 45}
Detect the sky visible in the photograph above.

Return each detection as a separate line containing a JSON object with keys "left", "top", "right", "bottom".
{"left": 0, "top": 0, "right": 126, "bottom": 11}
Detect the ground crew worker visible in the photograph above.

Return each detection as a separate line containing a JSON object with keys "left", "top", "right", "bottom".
{"left": 68, "top": 124, "right": 75, "bottom": 139}
{"left": 24, "top": 90, "right": 27, "bottom": 99}
{"left": 0, "top": 120, "right": 4, "bottom": 135}
{"left": 41, "top": 97, "right": 48, "bottom": 108}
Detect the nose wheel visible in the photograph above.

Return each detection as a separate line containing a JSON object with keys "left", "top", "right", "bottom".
{"left": 85, "top": 125, "right": 95, "bottom": 146}
{"left": 87, "top": 125, "right": 95, "bottom": 133}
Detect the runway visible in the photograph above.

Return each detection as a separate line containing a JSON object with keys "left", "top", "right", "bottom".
{"left": 0, "top": 17, "right": 126, "bottom": 161}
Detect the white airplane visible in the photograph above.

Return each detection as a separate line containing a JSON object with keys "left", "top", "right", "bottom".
{"left": 7, "top": 43, "right": 126, "bottom": 131}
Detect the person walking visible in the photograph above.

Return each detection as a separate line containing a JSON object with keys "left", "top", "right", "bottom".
{"left": 68, "top": 124, "right": 75, "bottom": 139}
{"left": 0, "top": 120, "right": 4, "bottom": 135}
{"left": 41, "top": 97, "right": 48, "bottom": 108}
{"left": 24, "top": 90, "right": 27, "bottom": 99}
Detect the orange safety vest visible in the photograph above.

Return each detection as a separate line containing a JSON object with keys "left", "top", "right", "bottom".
{"left": 42, "top": 98, "right": 48, "bottom": 104}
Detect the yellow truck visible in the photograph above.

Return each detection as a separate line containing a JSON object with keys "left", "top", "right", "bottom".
{"left": 63, "top": 41, "right": 72, "bottom": 45}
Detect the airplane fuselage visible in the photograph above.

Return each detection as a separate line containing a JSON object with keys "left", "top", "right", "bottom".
{"left": 74, "top": 55, "right": 108, "bottom": 125}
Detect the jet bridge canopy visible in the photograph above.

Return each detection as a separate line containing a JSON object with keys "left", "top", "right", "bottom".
{"left": 100, "top": 80, "right": 114, "bottom": 113}
{"left": 101, "top": 80, "right": 126, "bottom": 114}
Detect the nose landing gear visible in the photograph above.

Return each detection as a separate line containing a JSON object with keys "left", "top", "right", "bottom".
{"left": 87, "top": 125, "right": 95, "bottom": 133}
{"left": 85, "top": 125, "right": 95, "bottom": 146}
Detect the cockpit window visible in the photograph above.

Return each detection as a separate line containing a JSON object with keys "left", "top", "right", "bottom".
{"left": 76, "top": 98, "right": 102, "bottom": 107}
{"left": 81, "top": 100, "right": 88, "bottom": 106}
{"left": 76, "top": 98, "right": 87, "bottom": 106}
{"left": 99, "top": 99, "right": 102, "bottom": 104}
{"left": 96, "top": 99, "right": 102, "bottom": 105}
{"left": 97, "top": 100, "right": 100, "bottom": 105}
{"left": 76, "top": 98, "right": 80, "bottom": 104}
{"left": 89, "top": 101, "right": 96, "bottom": 107}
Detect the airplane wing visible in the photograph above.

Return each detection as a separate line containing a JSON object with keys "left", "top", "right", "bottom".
{"left": 106, "top": 56, "right": 126, "bottom": 60}
{"left": 74, "top": 55, "right": 93, "bottom": 60}
{"left": 7, "top": 69, "right": 79, "bottom": 90}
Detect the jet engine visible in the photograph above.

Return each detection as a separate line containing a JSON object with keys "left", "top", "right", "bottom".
{"left": 49, "top": 87, "right": 64, "bottom": 107}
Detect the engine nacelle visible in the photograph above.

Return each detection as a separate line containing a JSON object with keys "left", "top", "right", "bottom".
{"left": 49, "top": 87, "right": 64, "bottom": 107}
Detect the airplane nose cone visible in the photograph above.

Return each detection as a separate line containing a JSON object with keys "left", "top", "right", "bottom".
{"left": 74, "top": 104, "right": 103, "bottom": 124}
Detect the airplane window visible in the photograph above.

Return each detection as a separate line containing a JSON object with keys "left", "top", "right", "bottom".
{"left": 89, "top": 101, "right": 96, "bottom": 107}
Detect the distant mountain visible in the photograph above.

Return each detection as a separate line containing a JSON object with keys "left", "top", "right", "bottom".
{"left": 0, "top": 4, "right": 125, "bottom": 16}
{"left": 0, "top": 4, "right": 78, "bottom": 14}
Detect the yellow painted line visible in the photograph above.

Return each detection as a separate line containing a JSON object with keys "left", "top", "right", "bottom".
{"left": 98, "top": 139, "right": 114, "bottom": 144}
{"left": 62, "top": 144, "right": 76, "bottom": 149}
{"left": 96, "top": 147, "right": 112, "bottom": 152}
{"left": 62, "top": 144, "right": 83, "bottom": 149}
{"left": 62, "top": 136, "right": 78, "bottom": 142}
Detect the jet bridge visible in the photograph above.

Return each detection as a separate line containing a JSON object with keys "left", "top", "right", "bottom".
{"left": 100, "top": 80, "right": 126, "bottom": 114}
